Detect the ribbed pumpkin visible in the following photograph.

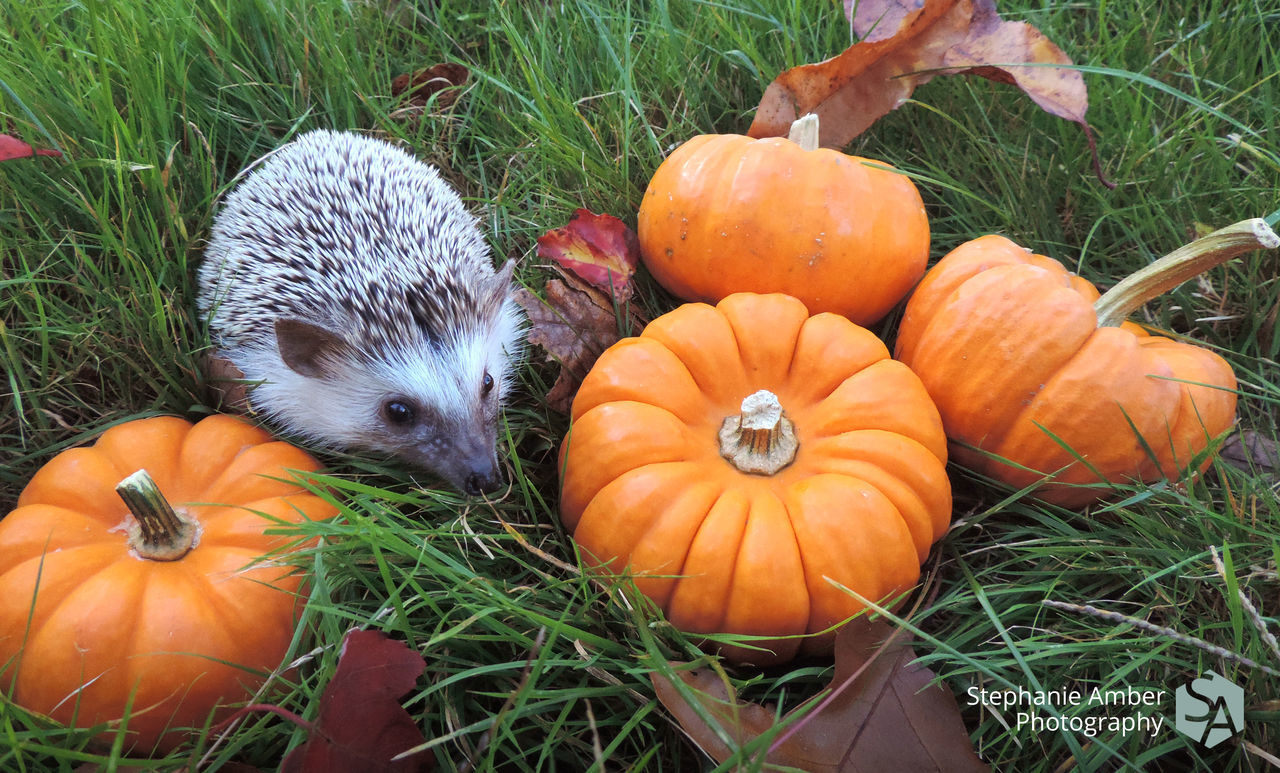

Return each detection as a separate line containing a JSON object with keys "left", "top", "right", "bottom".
{"left": 636, "top": 115, "right": 929, "bottom": 326}
{"left": 559, "top": 292, "right": 952, "bottom": 664}
{"left": 0, "top": 414, "right": 336, "bottom": 752}
{"left": 895, "top": 219, "right": 1277, "bottom": 507}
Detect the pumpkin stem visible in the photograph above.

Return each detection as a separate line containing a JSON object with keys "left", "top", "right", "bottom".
{"left": 786, "top": 114, "right": 820, "bottom": 152}
{"left": 116, "top": 469, "right": 197, "bottom": 562}
{"left": 1094, "top": 218, "right": 1280, "bottom": 327}
{"left": 719, "top": 390, "right": 799, "bottom": 475}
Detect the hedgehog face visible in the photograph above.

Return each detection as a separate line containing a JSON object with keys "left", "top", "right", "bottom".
{"left": 373, "top": 371, "right": 503, "bottom": 495}
{"left": 259, "top": 293, "right": 520, "bottom": 495}
{"left": 362, "top": 272, "right": 523, "bottom": 494}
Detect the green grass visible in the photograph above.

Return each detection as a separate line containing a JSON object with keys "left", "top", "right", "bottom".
{"left": 2, "top": 0, "right": 1279, "bottom": 770}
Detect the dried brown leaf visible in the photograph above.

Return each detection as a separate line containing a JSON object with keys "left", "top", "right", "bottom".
{"left": 750, "top": 0, "right": 968, "bottom": 147}
{"left": 515, "top": 280, "right": 625, "bottom": 413}
{"left": 653, "top": 618, "right": 987, "bottom": 772}
{"left": 1220, "top": 430, "right": 1280, "bottom": 477}
{"left": 202, "top": 350, "right": 252, "bottom": 415}
{"left": 935, "top": 0, "right": 1087, "bottom": 126}
{"left": 651, "top": 666, "right": 777, "bottom": 763}
{"left": 280, "top": 629, "right": 433, "bottom": 773}
{"left": 748, "top": 0, "right": 1108, "bottom": 185}
{"left": 390, "top": 63, "right": 469, "bottom": 110}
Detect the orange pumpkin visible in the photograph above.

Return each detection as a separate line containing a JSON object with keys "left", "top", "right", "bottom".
{"left": 559, "top": 292, "right": 952, "bottom": 664}
{"left": 0, "top": 414, "right": 337, "bottom": 752}
{"left": 636, "top": 115, "right": 929, "bottom": 325}
{"left": 894, "top": 220, "right": 1277, "bottom": 507}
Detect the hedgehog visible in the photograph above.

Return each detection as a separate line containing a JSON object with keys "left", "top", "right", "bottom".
{"left": 197, "top": 129, "right": 523, "bottom": 495}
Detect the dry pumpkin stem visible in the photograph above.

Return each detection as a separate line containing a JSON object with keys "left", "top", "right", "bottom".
{"left": 1093, "top": 218, "right": 1280, "bottom": 327}
{"left": 785, "top": 113, "right": 820, "bottom": 152}
{"left": 116, "top": 469, "right": 198, "bottom": 562}
{"left": 718, "top": 389, "right": 798, "bottom": 475}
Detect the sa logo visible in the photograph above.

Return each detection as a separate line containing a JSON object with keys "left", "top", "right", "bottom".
{"left": 1174, "top": 671, "right": 1244, "bottom": 749}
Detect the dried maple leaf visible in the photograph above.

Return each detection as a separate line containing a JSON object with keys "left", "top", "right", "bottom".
{"left": 748, "top": 0, "right": 1110, "bottom": 186}
{"left": 516, "top": 280, "right": 627, "bottom": 413}
{"left": 280, "top": 629, "right": 434, "bottom": 773}
{"left": 652, "top": 618, "right": 987, "bottom": 772}
{"left": 0, "top": 133, "right": 61, "bottom": 161}
{"left": 522, "top": 210, "right": 645, "bottom": 411}
{"left": 391, "top": 63, "right": 469, "bottom": 110}
{"left": 535, "top": 208, "right": 641, "bottom": 301}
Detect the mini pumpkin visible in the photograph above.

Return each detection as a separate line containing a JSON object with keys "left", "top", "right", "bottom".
{"left": 636, "top": 115, "right": 929, "bottom": 325}
{"left": 559, "top": 292, "right": 952, "bottom": 664}
{"left": 894, "top": 219, "right": 1278, "bottom": 507}
{"left": 0, "top": 414, "right": 337, "bottom": 752}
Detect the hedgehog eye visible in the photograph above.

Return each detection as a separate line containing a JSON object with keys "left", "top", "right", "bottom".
{"left": 382, "top": 399, "right": 416, "bottom": 426}
{"left": 481, "top": 371, "right": 495, "bottom": 397}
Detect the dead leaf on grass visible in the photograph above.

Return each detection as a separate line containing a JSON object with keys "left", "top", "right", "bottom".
{"left": 652, "top": 618, "right": 987, "bottom": 772}
{"left": 1219, "top": 430, "right": 1280, "bottom": 478}
{"left": 748, "top": 0, "right": 1110, "bottom": 187}
{"left": 391, "top": 62, "right": 469, "bottom": 110}
{"left": 280, "top": 629, "right": 434, "bottom": 772}
{"left": 0, "top": 133, "right": 62, "bottom": 161}
{"left": 516, "top": 280, "right": 626, "bottom": 413}
{"left": 535, "top": 208, "right": 641, "bottom": 301}
{"left": 522, "top": 210, "right": 646, "bottom": 412}
{"left": 216, "top": 629, "right": 433, "bottom": 772}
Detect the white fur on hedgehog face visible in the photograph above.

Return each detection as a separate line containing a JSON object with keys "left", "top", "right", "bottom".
{"left": 231, "top": 293, "right": 524, "bottom": 490}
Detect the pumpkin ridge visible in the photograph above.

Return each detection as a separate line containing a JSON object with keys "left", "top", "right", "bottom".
{"left": 804, "top": 431, "right": 947, "bottom": 557}
{"left": 121, "top": 568, "right": 238, "bottom": 739}
{"left": 3, "top": 546, "right": 123, "bottom": 671}
{"left": 914, "top": 269, "right": 1097, "bottom": 449}
{"left": 784, "top": 475, "right": 916, "bottom": 638}
{"left": 626, "top": 478, "right": 723, "bottom": 573}
{"left": 721, "top": 488, "right": 810, "bottom": 655}
{"left": 1159, "top": 394, "right": 1213, "bottom": 474}
{"left": 639, "top": 305, "right": 748, "bottom": 405}
{"left": 776, "top": 494, "right": 812, "bottom": 635}
{"left": 667, "top": 484, "right": 740, "bottom": 634}
{"left": 196, "top": 497, "right": 313, "bottom": 553}
{"left": 561, "top": 402, "right": 707, "bottom": 523}
{"left": 22, "top": 556, "right": 147, "bottom": 717}
{"left": 627, "top": 350, "right": 708, "bottom": 421}
{"left": 176, "top": 552, "right": 283, "bottom": 653}
{"left": 1132, "top": 345, "right": 1237, "bottom": 481}
{"left": 989, "top": 329, "right": 1183, "bottom": 498}
{"left": 0, "top": 505, "right": 115, "bottom": 566}
{"left": 35, "top": 546, "right": 131, "bottom": 627}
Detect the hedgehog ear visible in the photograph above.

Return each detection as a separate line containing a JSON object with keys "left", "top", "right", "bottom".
{"left": 275, "top": 318, "right": 351, "bottom": 379}
{"left": 489, "top": 259, "right": 515, "bottom": 296}
{"left": 479, "top": 260, "right": 516, "bottom": 317}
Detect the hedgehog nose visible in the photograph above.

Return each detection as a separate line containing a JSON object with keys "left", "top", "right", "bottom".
{"left": 464, "top": 470, "right": 501, "bottom": 496}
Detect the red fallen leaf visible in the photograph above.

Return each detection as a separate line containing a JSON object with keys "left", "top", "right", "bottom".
{"left": 535, "top": 209, "right": 640, "bottom": 301}
{"left": 515, "top": 280, "right": 629, "bottom": 413}
{"left": 0, "top": 133, "right": 62, "bottom": 161}
{"left": 653, "top": 618, "right": 987, "bottom": 772}
{"left": 748, "top": 0, "right": 1110, "bottom": 187}
{"left": 280, "top": 629, "right": 434, "bottom": 773}
{"left": 391, "top": 63, "right": 469, "bottom": 110}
